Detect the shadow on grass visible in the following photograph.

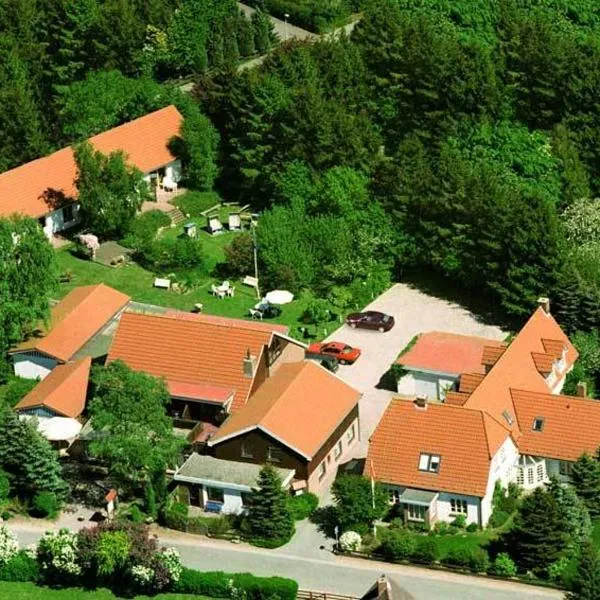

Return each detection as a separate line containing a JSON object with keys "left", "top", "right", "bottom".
{"left": 401, "top": 268, "right": 517, "bottom": 331}
{"left": 310, "top": 506, "right": 338, "bottom": 539}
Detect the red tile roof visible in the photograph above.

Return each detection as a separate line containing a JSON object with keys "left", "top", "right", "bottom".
{"left": 365, "top": 399, "right": 509, "bottom": 497}
{"left": 397, "top": 332, "right": 503, "bottom": 375}
{"left": 107, "top": 312, "right": 288, "bottom": 412}
{"left": 465, "top": 308, "right": 578, "bottom": 437}
{"left": 164, "top": 310, "right": 289, "bottom": 334}
{"left": 0, "top": 106, "right": 182, "bottom": 219}
{"left": 512, "top": 389, "right": 600, "bottom": 461}
{"left": 444, "top": 391, "right": 470, "bottom": 406}
{"left": 15, "top": 357, "right": 91, "bottom": 418}
{"left": 458, "top": 372, "right": 485, "bottom": 394}
{"left": 481, "top": 344, "right": 507, "bottom": 367}
{"left": 11, "top": 284, "right": 130, "bottom": 362}
{"left": 210, "top": 361, "right": 360, "bottom": 459}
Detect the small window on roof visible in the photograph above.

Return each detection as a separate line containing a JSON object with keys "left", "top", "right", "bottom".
{"left": 418, "top": 453, "right": 441, "bottom": 473}
{"left": 532, "top": 417, "right": 545, "bottom": 432}
{"left": 502, "top": 410, "right": 514, "bottom": 426}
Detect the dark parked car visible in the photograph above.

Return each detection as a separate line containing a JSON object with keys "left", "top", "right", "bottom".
{"left": 305, "top": 354, "right": 339, "bottom": 372}
{"left": 345, "top": 311, "right": 395, "bottom": 332}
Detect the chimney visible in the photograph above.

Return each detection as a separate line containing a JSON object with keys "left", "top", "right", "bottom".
{"left": 576, "top": 381, "right": 587, "bottom": 398}
{"left": 376, "top": 575, "right": 391, "bottom": 600}
{"left": 414, "top": 396, "right": 428, "bottom": 409}
{"left": 243, "top": 348, "right": 257, "bottom": 378}
{"left": 538, "top": 297, "right": 550, "bottom": 314}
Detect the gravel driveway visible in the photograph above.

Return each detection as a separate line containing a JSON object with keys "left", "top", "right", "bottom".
{"left": 325, "top": 283, "right": 506, "bottom": 457}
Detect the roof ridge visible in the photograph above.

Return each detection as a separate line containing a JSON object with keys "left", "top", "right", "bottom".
{"left": 479, "top": 410, "right": 493, "bottom": 459}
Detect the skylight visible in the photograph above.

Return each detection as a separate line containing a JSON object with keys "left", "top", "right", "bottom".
{"left": 502, "top": 410, "right": 514, "bottom": 426}
{"left": 418, "top": 453, "right": 441, "bottom": 473}
{"left": 532, "top": 417, "right": 545, "bottom": 432}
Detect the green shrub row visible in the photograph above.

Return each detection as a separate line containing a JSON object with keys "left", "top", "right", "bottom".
{"left": 0, "top": 552, "right": 39, "bottom": 582}
{"left": 287, "top": 493, "right": 319, "bottom": 521}
{"left": 121, "top": 210, "right": 171, "bottom": 249}
{"left": 174, "top": 567, "right": 298, "bottom": 600}
{"left": 164, "top": 501, "right": 234, "bottom": 537}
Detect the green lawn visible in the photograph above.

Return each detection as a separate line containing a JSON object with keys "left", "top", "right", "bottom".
{"left": 0, "top": 582, "right": 211, "bottom": 599}
{"left": 173, "top": 191, "right": 223, "bottom": 217}
{"left": 55, "top": 224, "right": 341, "bottom": 340}
{"left": 430, "top": 529, "right": 496, "bottom": 559}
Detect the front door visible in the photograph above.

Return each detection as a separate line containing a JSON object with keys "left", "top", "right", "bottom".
{"left": 189, "top": 485, "right": 202, "bottom": 507}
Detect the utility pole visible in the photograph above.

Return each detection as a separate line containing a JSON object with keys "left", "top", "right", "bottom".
{"left": 251, "top": 220, "right": 260, "bottom": 299}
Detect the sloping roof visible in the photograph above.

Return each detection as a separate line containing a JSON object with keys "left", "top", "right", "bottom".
{"left": 458, "top": 372, "right": 485, "bottom": 394}
{"left": 444, "top": 391, "right": 470, "bottom": 406}
{"left": 174, "top": 453, "right": 294, "bottom": 489}
{"left": 11, "top": 284, "right": 130, "bottom": 362}
{"left": 397, "top": 332, "right": 503, "bottom": 375}
{"left": 365, "top": 399, "right": 508, "bottom": 497}
{"left": 0, "top": 106, "right": 182, "bottom": 219}
{"left": 163, "top": 310, "right": 289, "bottom": 334}
{"left": 481, "top": 343, "right": 507, "bottom": 368}
{"left": 512, "top": 389, "right": 600, "bottom": 461}
{"left": 106, "top": 312, "right": 287, "bottom": 412}
{"left": 15, "top": 357, "right": 91, "bottom": 418}
{"left": 465, "top": 308, "right": 578, "bottom": 437}
{"left": 209, "top": 361, "right": 360, "bottom": 459}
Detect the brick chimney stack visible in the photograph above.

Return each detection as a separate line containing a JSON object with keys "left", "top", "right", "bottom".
{"left": 414, "top": 396, "right": 428, "bottom": 409}
{"left": 576, "top": 381, "right": 587, "bottom": 398}
{"left": 538, "top": 297, "right": 550, "bottom": 314}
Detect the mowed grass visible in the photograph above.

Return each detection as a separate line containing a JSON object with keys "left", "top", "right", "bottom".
{"left": 0, "top": 582, "right": 212, "bottom": 599}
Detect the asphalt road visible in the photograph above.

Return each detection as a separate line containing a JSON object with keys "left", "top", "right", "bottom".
{"left": 12, "top": 524, "right": 561, "bottom": 600}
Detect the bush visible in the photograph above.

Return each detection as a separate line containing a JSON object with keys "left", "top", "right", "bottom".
{"left": 339, "top": 531, "right": 362, "bottom": 552}
{"left": 466, "top": 523, "right": 479, "bottom": 533}
{"left": 123, "top": 210, "right": 170, "bottom": 248}
{"left": 491, "top": 552, "right": 517, "bottom": 577}
{"left": 165, "top": 501, "right": 188, "bottom": 531}
{"left": 451, "top": 514, "right": 467, "bottom": 529}
{"left": 37, "top": 528, "right": 81, "bottom": 583}
{"left": 488, "top": 509, "right": 510, "bottom": 529}
{"left": 0, "top": 527, "right": 19, "bottom": 565}
{"left": 138, "top": 236, "right": 204, "bottom": 272}
{"left": 380, "top": 528, "right": 417, "bottom": 561}
{"left": 0, "top": 470, "right": 9, "bottom": 503}
{"left": 223, "top": 233, "right": 254, "bottom": 279}
{"left": 207, "top": 516, "right": 232, "bottom": 537}
{"left": 249, "top": 535, "right": 292, "bottom": 549}
{"left": 548, "top": 556, "right": 570, "bottom": 584}
{"left": 433, "top": 521, "right": 450, "bottom": 535}
{"left": 30, "top": 491, "right": 59, "bottom": 519}
{"left": 412, "top": 537, "right": 438, "bottom": 564}
{"left": 0, "top": 551, "right": 39, "bottom": 582}
{"left": 443, "top": 547, "right": 490, "bottom": 573}
{"left": 287, "top": 493, "right": 319, "bottom": 521}
{"left": 129, "top": 504, "right": 145, "bottom": 524}
{"left": 175, "top": 568, "right": 298, "bottom": 600}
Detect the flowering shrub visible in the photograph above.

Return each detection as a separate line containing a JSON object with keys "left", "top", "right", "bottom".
{"left": 157, "top": 547, "right": 182, "bottom": 583}
{"left": 24, "top": 544, "right": 37, "bottom": 560}
{"left": 131, "top": 564, "right": 154, "bottom": 588}
{"left": 0, "top": 526, "right": 19, "bottom": 565}
{"left": 37, "top": 529, "right": 81, "bottom": 582}
{"left": 227, "top": 577, "right": 248, "bottom": 600}
{"left": 339, "top": 531, "right": 362, "bottom": 552}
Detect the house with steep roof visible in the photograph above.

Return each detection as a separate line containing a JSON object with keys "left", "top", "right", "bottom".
{"left": 14, "top": 357, "right": 91, "bottom": 419}
{"left": 366, "top": 299, "right": 596, "bottom": 527}
{"left": 0, "top": 106, "right": 183, "bottom": 239}
{"left": 208, "top": 360, "right": 361, "bottom": 492}
{"left": 106, "top": 311, "right": 306, "bottom": 442}
{"left": 10, "top": 284, "right": 130, "bottom": 380}
{"left": 396, "top": 332, "right": 506, "bottom": 400}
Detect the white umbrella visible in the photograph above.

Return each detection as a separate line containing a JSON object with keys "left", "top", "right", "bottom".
{"left": 265, "top": 290, "right": 294, "bottom": 305}
{"left": 37, "top": 417, "right": 82, "bottom": 441}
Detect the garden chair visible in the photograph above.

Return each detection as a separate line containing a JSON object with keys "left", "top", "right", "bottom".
{"left": 211, "top": 284, "right": 225, "bottom": 299}
{"left": 207, "top": 215, "right": 224, "bottom": 235}
{"left": 226, "top": 286, "right": 235, "bottom": 298}
{"left": 228, "top": 213, "right": 242, "bottom": 231}
{"left": 249, "top": 308, "right": 263, "bottom": 320}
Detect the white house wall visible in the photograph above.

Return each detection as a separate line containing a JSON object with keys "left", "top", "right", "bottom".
{"left": 12, "top": 353, "right": 57, "bottom": 380}
{"left": 397, "top": 369, "right": 458, "bottom": 400}
{"left": 436, "top": 493, "right": 481, "bottom": 525}
{"left": 165, "top": 159, "right": 182, "bottom": 182}
{"left": 201, "top": 486, "right": 244, "bottom": 515}
{"left": 42, "top": 205, "right": 81, "bottom": 239}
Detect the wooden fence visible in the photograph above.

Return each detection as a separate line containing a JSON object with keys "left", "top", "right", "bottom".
{"left": 297, "top": 590, "right": 359, "bottom": 600}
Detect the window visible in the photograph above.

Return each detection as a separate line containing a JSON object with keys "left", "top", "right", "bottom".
{"left": 62, "top": 204, "right": 74, "bottom": 223}
{"left": 532, "top": 417, "right": 544, "bottom": 432}
{"left": 389, "top": 488, "right": 401, "bottom": 504}
{"left": 406, "top": 504, "right": 426, "bottom": 522}
{"left": 346, "top": 423, "right": 356, "bottom": 444}
{"left": 450, "top": 498, "right": 468, "bottom": 514}
{"left": 536, "top": 462, "right": 545, "bottom": 482}
{"left": 268, "top": 445, "right": 283, "bottom": 463}
{"left": 527, "top": 469, "right": 534, "bottom": 485}
{"left": 559, "top": 461, "right": 573, "bottom": 477}
{"left": 502, "top": 410, "right": 514, "bottom": 426}
{"left": 334, "top": 440, "right": 343, "bottom": 460}
{"left": 241, "top": 442, "right": 254, "bottom": 458}
{"left": 516, "top": 470, "right": 524, "bottom": 486}
{"left": 418, "top": 453, "right": 441, "bottom": 473}
{"left": 318, "top": 461, "right": 327, "bottom": 481}
{"left": 206, "top": 487, "right": 224, "bottom": 503}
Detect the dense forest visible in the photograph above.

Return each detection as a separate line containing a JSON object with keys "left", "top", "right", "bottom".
{"left": 4, "top": 0, "right": 600, "bottom": 328}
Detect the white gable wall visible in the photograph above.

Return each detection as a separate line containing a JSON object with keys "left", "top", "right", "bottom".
{"left": 12, "top": 352, "right": 57, "bottom": 380}
{"left": 42, "top": 205, "right": 81, "bottom": 240}
{"left": 397, "top": 367, "right": 459, "bottom": 401}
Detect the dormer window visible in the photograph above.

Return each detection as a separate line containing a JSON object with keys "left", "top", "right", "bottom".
{"left": 419, "top": 453, "right": 441, "bottom": 473}
{"left": 502, "top": 410, "right": 514, "bottom": 426}
{"left": 532, "top": 417, "right": 544, "bottom": 432}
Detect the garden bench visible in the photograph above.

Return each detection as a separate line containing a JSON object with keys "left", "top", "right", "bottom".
{"left": 242, "top": 275, "right": 259, "bottom": 289}
{"left": 154, "top": 278, "right": 171, "bottom": 290}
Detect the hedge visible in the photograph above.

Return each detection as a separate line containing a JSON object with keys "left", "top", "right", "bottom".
{"left": 174, "top": 568, "right": 298, "bottom": 600}
{"left": 287, "top": 493, "right": 318, "bottom": 521}
{"left": 0, "top": 552, "right": 39, "bottom": 582}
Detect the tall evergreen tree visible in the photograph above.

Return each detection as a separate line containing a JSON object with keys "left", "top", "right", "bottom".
{"left": 566, "top": 540, "right": 600, "bottom": 600}
{"left": 547, "top": 477, "right": 591, "bottom": 552}
{"left": 571, "top": 453, "right": 600, "bottom": 518}
{"left": 247, "top": 465, "right": 294, "bottom": 542}
{"left": 503, "top": 486, "right": 569, "bottom": 575}
{"left": 252, "top": 9, "right": 276, "bottom": 54}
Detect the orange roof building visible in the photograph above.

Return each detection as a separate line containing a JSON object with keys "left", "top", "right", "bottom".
{"left": 15, "top": 357, "right": 91, "bottom": 418}
{"left": 209, "top": 361, "right": 361, "bottom": 491}
{"left": 10, "top": 284, "right": 130, "bottom": 380}
{"left": 0, "top": 106, "right": 183, "bottom": 237}
{"left": 106, "top": 312, "right": 304, "bottom": 428}
{"left": 366, "top": 301, "right": 592, "bottom": 528}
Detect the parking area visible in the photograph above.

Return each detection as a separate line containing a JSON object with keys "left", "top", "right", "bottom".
{"left": 325, "top": 283, "right": 506, "bottom": 458}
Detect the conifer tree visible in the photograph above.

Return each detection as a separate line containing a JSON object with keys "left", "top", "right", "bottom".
{"left": 566, "top": 540, "right": 600, "bottom": 600}
{"left": 252, "top": 9, "right": 276, "bottom": 54}
{"left": 247, "top": 465, "right": 294, "bottom": 542}
{"left": 571, "top": 453, "right": 600, "bottom": 518}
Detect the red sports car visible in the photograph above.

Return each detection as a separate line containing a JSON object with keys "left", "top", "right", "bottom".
{"left": 306, "top": 341, "right": 362, "bottom": 365}
{"left": 345, "top": 311, "right": 395, "bottom": 332}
